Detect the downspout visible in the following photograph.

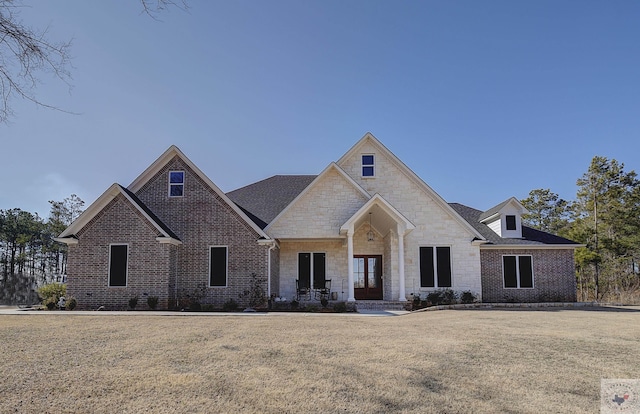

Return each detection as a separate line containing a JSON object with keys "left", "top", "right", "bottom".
{"left": 267, "top": 242, "right": 276, "bottom": 298}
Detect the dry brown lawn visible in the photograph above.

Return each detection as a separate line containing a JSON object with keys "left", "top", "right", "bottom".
{"left": 1, "top": 307, "right": 638, "bottom": 413}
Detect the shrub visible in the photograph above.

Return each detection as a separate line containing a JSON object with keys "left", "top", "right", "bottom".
{"left": 333, "top": 302, "right": 347, "bottom": 313}
{"left": 44, "top": 298, "right": 56, "bottom": 310}
{"left": 304, "top": 304, "right": 318, "bottom": 312}
{"left": 128, "top": 296, "right": 139, "bottom": 310}
{"left": 239, "top": 273, "right": 267, "bottom": 309}
{"left": 460, "top": 291, "right": 477, "bottom": 304}
{"left": 66, "top": 297, "right": 77, "bottom": 311}
{"left": 38, "top": 283, "right": 66, "bottom": 307}
{"left": 426, "top": 289, "right": 458, "bottom": 306}
{"left": 190, "top": 301, "right": 201, "bottom": 311}
{"left": 320, "top": 297, "right": 329, "bottom": 308}
{"left": 222, "top": 298, "right": 239, "bottom": 312}
{"left": 290, "top": 300, "right": 299, "bottom": 310}
{"left": 147, "top": 296, "right": 159, "bottom": 310}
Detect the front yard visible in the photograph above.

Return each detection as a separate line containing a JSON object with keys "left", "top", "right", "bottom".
{"left": 0, "top": 307, "right": 638, "bottom": 413}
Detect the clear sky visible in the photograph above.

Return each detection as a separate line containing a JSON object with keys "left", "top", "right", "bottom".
{"left": 3, "top": 0, "right": 639, "bottom": 218}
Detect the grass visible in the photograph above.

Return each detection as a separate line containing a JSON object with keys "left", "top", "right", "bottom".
{"left": 1, "top": 307, "right": 639, "bottom": 413}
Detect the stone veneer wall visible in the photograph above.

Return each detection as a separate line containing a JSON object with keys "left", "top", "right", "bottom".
{"left": 480, "top": 248, "right": 577, "bottom": 302}
{"left": 134, "top": 156, "right": 269, "bottom": 308}
{"left": 67, "top": 194, "right": 174, "bottom": 310}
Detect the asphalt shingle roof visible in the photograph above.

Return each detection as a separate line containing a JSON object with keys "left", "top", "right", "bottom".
{"left": 449, "top": 202, "right": 579, "bottom": 246}
{"left": 226, "top": 175, "right": 317, "bottom": 229}
{"left": 120, "top": 185, "right": 181, "bottom": 241}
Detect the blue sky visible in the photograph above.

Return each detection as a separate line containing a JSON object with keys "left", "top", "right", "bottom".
{"left": 3, "top": 1, "right": 639, "bottom": 218}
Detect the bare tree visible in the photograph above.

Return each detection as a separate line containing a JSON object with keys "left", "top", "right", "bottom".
{"left": 0, "top": 0, "right": 188, "bottom": 124}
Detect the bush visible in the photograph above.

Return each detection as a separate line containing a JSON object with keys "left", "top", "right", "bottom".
{"left": 333, "top": 302, "right": 347, "bottom": 313}
{"left": 128, "top": 296, "right": 139, "bottom": 310}
{"left": 426, "top": 289, "right": 458, "bottom": 306}
{"left": 38, "top": 283, "right": 66, "bottom": 307}
{"left": 290, "top": 300, "right": 299, "bottom": 310}
{"left": 222, "top": 298, "right": 239, "bottom": 312}
{"left": 460, "top": 291, "right": 477, "bottom": 304}
{"left": 320, "top": 297, "right": 329, "bottom": 308}
{"left": 44, "top": 298, "right": 56, "bottom": 310}
{"left": 66, "top": 297, "right": 77, "bottom": 310}
{"left": 190, "top": 301, "right": 201, "bottom": 311}
{"left": 239, "top": 273, "right": 267, "bottom": 308}
{"left": 147, "top": 296, "right": 159, "bottom": 310}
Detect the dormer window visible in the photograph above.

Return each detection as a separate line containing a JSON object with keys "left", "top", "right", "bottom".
{"left": 169, "top": 171, "right": 184, "bottom": 197}
{"left": 506, "top": 215, "right": 516, "bottom": 231}
{"left": 362, "top": 155, "right": 375, "bottom": 177}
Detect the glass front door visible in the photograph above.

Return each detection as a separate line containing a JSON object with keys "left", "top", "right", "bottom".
{"left": 353, "top": 255, "right": 383, "bottom": 300}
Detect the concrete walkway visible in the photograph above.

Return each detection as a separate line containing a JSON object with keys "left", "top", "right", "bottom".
{"left": 0, "top": 305, "right": 409, "bottom": 317}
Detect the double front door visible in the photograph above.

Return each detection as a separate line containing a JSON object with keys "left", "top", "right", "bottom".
{"left": 353, "top": 255, "right": 382, "bottom": 300}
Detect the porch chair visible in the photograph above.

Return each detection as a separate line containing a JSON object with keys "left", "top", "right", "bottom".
{"left": 296, "top": 279, "right": 311, "bottom": 301}
{"left": 314, "top": 279, "right": 331, "bottom": 300}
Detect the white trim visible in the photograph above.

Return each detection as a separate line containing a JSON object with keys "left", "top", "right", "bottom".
{"left": 208, "top": 245, "right": 228, "bottom": 288}
{"left": 265, "top": 162, "right": 371, "bottom": 234}
{"left": 502, "top": 254, "right": 534, "bottom": 289}
{"left": 337, "top": 133, "right": 486, "bottom": 241}
{"left": 128, "top": 145, "right": 270, "bottom": 239}
{"left": 481, "top": 244, "right": 584, "bottom": 250}
{"left": 419, "top": 245, "right": 453, "bottom": 289}
{"left": 168, "top": 170, "right": 185, "bottom": 198}
{"left": 361, "top": 153, "right": 375, "bottom": 178}
{"left": 54, "top": 237, "right": 78, "bottom": 245}
{"left": 108, "top": 243, "right": 129, "bottom": 287}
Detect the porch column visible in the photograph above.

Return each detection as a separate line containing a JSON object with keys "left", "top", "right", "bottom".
{"left": 347, "top": 230, "right": 356, "bottom": 302}
{"left": 397, "top": 224, "right": 407, "bottom": 302}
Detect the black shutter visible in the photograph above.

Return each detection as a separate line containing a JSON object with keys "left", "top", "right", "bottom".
{"left": 109, "top": 245, "right": 128, "bottom": 286}
{"left": 210, "top": 247, "right": 227, "bottom": 286}
{"left": 298, "top": 253, "right": 311, "bottom": 289}
{"left": 519, "top": 256, "right": 533, "bottom": 288}
{"left": 420, "top": 247, "right": 434, "bottom": 287}
{"left": 436, "top": 247, "right": 452, "bottom": 287}
{"left": 313, "top": 253, "right": 326, "bottom": 289}
{"left": 503, "top": 256, "right": 517, "bottom": 288}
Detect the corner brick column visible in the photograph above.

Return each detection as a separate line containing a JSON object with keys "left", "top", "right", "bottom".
{"left": 347, "top": 230, "right": 356, "bottom": 302}
{"left": 397, "top": 224, "right": 407, "bottom": 302}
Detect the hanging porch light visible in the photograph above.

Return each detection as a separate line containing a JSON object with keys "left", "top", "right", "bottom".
{"left": 367, "top": 212, "right": 375, "bottom": 242}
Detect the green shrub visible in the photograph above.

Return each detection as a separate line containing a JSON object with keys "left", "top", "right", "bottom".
{"left": 128, "top": 296, "right": 139, "bottom": 310}
{"left": 290, "top": 300, "right": 299, "bottom": 310}
{"left": 426, "top": 289, "right": 458, "bottom": 306}
{"left": 147, "top": 296, "right": 159, "bottom": 310}
{"left": 38, "top": 283, "right": 66, "bottom": 306}
{"left": 66, "top": 297, "right": 77, "bottom": 310}
{"left": 304, "top": 304, "right": 318, "bottom": 312}
{"left": 222, "top": 298, "right": 239, "bottom": 312}
{"left": 460, "top": 291, "right": 477, "bottom": 304}
{"left": 44, "top": 298, "right": 57, "bottom": 310}
{"left": 320, "top": 297, "right": 329, "bottom": 308}
{"left": 190, "top": 301, "right": 201, "bottom": 311}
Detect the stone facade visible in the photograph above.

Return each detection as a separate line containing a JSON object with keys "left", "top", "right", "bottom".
{"left": 480, "top": 248, "right": 577, "bottom": 302}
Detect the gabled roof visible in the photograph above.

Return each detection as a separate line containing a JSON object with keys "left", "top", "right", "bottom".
{"left": 128, "top": 145, "right": 271, "bottom": 239}
{"left": 56, "top": 184, "right": 181, "bottom": 245}
{"left": 449, "top": 202, "right": 580, "bottom": 247}
{"left": 340, "top": 193, "right": 415, "bottom": 236}
{"left": 338, "top": 132, "right": 486, "bottom": 241}
{"left": 226, "top": 175, "right": 317, "bottom": 229}
{"left": 264, "top": 163, "right": 371, "bottom": 234}
{"left": 479, "top": 197, "right": 529, "bottom": 223}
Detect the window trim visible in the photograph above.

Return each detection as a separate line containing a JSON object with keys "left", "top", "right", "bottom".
{"left": 208, "top": 245, "right": 228, "bottom": 288}
{"left": 298, "top": 252, "right": 327, "bottom": 289}
{"left": 361, "top": 154, "right": 375, "bottom": 178}
{"left": 108, "top": 243, "right": 129, "bottom": 287}
{"left": 502, "top": 254, "right": 534, "bottom": 289}
{"left": 419, "top": 246, "right": 452, "bottom": 288}
{"left": 168, "top": 170, "right": 185, "bottom": 198}
{"left": 505, "top": 215, "right": 517, "bottom": 231}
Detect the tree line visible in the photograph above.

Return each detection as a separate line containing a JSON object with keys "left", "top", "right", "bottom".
{"left": 522, "top": 156, "right": 640, "bottom": 303}
{"left": 0, "top": 195, "right": 83, "bottom": 304}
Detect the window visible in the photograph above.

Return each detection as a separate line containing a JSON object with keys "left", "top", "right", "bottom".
{"left": 209, "top": 246, "right": 228, "bottom": 287}
{"left": 109, "top": 244, "right": 128, "bottom": 287}
{"left": 298, "top": 252, "right": 326, "bottom": 289}
{"left": 506, "top": 215, "right": 517, "bottom": 231}
{"left": 503, "top": 255, "right": 533, "bottom": 288}
{"left": 419, "top": 246, "right": 452, "bottom": 288}
{"left": 169, "top": 171, "right": 184, "bottom": 197}
{"left": 362, "top": 155, "right": 375, "bottom": 177}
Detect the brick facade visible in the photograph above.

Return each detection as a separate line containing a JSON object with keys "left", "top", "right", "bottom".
{"left": 66, "top": 154, "right": 269, "bottom": 310}
{"left": 480, "top": 248, "right": 577, "bottom": 302}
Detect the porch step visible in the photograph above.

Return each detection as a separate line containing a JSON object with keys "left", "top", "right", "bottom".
{"left": 355, "top": 301, "right": 409, "bottom": 311}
